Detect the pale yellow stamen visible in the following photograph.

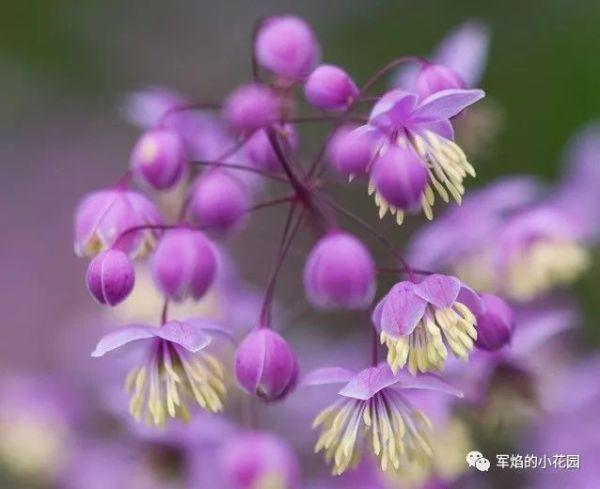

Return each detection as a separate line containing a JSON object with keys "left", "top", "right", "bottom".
{"left": 381, "top": 302, "right": 477, "bottom": 374}
{"left": 505, "top": 240, "right": 589, "bottom": 301}
{"left": 125, "top": 342, "right": 225, "bottom": 427}
{"left": 313, "top": 390, "right": 433, "bottom": 475}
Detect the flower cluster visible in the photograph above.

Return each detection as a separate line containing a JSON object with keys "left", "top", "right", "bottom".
{"left": 69, "top": 13, "right": 600, "bottom": 487}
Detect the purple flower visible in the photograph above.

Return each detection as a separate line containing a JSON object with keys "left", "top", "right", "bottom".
{"left": 494, "top": 205, "right": 589, "bottom": 301}
{"left": 74, "top": 189, "right": 162, "bottom": 258}
{"left": 304, "top": 64, "right": 358, "bottom": 111}
{"left": 370, "top": 145, "right": 428, "bottom": 216}
{"left": 372, "top": 274, "right": 478, "bottom": 374}
{"left": 415, "top": 63, "right": 465, "bottom": 99}
{"left": 219, "top": 431, "right": 300, "bottom": 489}
{"left": 124, "top": 86, "right": 186, "bottom": 128}
{"left": 363, "top": 88, "right": 484, "bottom": 222}
{"left": 130, "top": 128, "right": 186, "bottom": 190}
{"left": 303, "top": 363, "right": 462, "bottom": 474}
{"left": 86, "top": 249, "right": 135, "bottom": 306}
{"left": 254, "top": 16, "right": 320, "bottom": 81}
{"left": 303, "top": 231, "right": 376, "bottom": 310}
{"left": 327, "top": 125, "right": 377, "bottom": 179}
{"left": 92, "top": 318, "right": 229, "bottom": 426}
{"left": 234, "top": 328, "right": 298, "bottom": 401}
{"left": 243, "top": 124, "right": 298, "bottom": 173}
{"left": 190, "top": 170, "right": 250, "bottom": 236}
{"left": 151, "top": 229, "right": 218, "bottom": 301}
{"left": 223, "top": 83, "right": 279, "bottom": 133}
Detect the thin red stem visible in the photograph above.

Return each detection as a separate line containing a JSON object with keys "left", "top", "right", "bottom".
{"left": 189, "top": 159, "right": 288, "bottom": 182}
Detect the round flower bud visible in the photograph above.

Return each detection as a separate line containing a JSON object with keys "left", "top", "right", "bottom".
{"left": 235, "top": 329, "right": 298, "bottom": 402}
{"left": 220, "top": 432, "right": 300, "bottom": 489}
{"left": 130, "top": 128, "right": 186, "bottom": 190}
{"left": 223, "top": 84, "right": 279, "bottom": 133}
{"left": 304, "top": 64, "right": 358, "bottom": 111}
{"left": 303, "top": 231, "right": 376, "bottom": 310}
{"left": 254, "top": 16, "right": 319, "bottom": 81}
{"left": 244, "top": 125, "right": 298, "bottom": 173}
{"left": 151, "top": 229, "right": 217, "bottom": 300}
{"left": 190, "top": 171, "right": 250, "bottom": 236}
{"left": 371, "top": 146, "right": 427, "bottom": 209}
{"left": 416, "top": 63, "right": 466, "bottom": 99}
{"left": 475, "top": 293, "right": 515, "bottom": 351}
{"left": 327, "top": 126, "right": 376, "bottom": 178}
{"left": 86, "top": 249, "right": 135, "bottom": 306}
{"left": 74, "top": 189, "right": 162, "bottom": 258}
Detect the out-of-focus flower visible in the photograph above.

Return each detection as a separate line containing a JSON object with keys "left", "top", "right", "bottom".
{"left": 303, "top": 231, "right": 376, "bottom": 310}
{"left": 190, "top": 170, "right": 250, "bottom": 236}
{"left": 393, "top": 20, "right": 490, "bottom": 92}
{"left": 223, "top": 83, "right": 279, "bottom": 133}
{"left": 86, "top": 249, "right": 135, "bottom": 306}
{"left": 130, "top": 128, "right": 186, "bottom": 190}
{"left": 151, "top": 228, "right": 218, "bottom": 301}
{"left": 372, "top": 274, "right": 478, "bottom": 374}
{"left": 235, "top": 328, "right": 298, "bottom": 402}
{"left": 219, "top": 431, "right": 300, "bottom": 489}
{"left": 0, "top": 375, "right": 76, "bottom": 483}
{"left": 303, "top": 363, "right": 462, "bottom": 475}
{"left": 255, "top": 15, "right": 320, "bottom": 81}
{"left": 363, "top": 88, "right": 484, "bottom": 223}
{"left": 92, "top": 318, "right": 229, "bottom": 426}
{"left": 74, "top": 189, "right": 162, "bottom": 257}
{"left": 124, "top": 86, "right": 187, "bottom": 128}
{"left": 304, "top": 64, "right": 358, "bottom": 111}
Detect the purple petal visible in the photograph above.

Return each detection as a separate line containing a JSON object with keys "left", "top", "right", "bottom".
{"left": 338, "top": 364, "right": 397, "bottom": 400}
{"left": 410, "top": 88, "right": 485, "bottom": 123}
{"left": 416, "top": 119, "right": 454, "bottom": 140}
{"left": 154, "top": 320, "right": 213, "bottom": 352}
{"left": 91, "top": 325, "right": 156, "bottom": 357}
{"left": 369, "top": 90, "right": 417, "bottom": 130}
{"left": 414, "top": 274, "right": 461, "bottom": 308}
{"left": 302, "top": 367, "right": 356, "bottom": 387}
{"left": 457, "top": 285, "right": 485, "bottom": 316}
{"left": 390, "top": 369, "right": 463, "bottom": 397}
{"left": 377, "top": 282, "right": 427, "bottom": 336}
{"left": 433, "top": 21, "right": 490, "bottom": 87}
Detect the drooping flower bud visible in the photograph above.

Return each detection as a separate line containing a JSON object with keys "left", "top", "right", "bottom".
{"left": 190, "top": 171, "right": 250, "bottom": 236}
{"left": 223, "top": 84, "right": 279, "bottom": 133}
{"left": 416, "top": 63, "right": 466, "bottom": 99}
{"left": 244, "top": 125, "right": 298, "bottom": 173}
{"left": 304, "top": 64, "right": 358, "bottom": 111}
{"left": 234, "top": 329, "right": 298, "bottom": 401}
{"left": 474, "top": 293, "right": 515, "bottom": 351}
{"left": 74, "top": 189, "right": 162, "bottom": 258}
{"left": 130, "top": 128, "right": 186, "bottom": 190}
{"left": 254, "top": 16, "right": 319, "bottom": 81}
{"left": 371, "top": 146, "right": 428, "bottom": 209}
{"left": 327, "top": 126, "right": 376, "bottom": 178}
{"left": 303, "top": 231, "right": 376, "bottom": 310}
{"left": 151, "top": 229, "right": 217, "bottom": 300}
{"left": 219, "top": 431, "right": 300, "bottom": 489}
{"left": 86, "top": 249, "right": 135, "bottom": 306}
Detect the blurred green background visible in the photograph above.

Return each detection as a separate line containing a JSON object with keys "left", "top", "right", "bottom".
{"left": 1, "top": 0, "right": 599, "bottom": 373}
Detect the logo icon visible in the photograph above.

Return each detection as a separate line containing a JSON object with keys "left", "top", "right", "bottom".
{"left": 466, "top": 450, "right": 491, "bottom": 472}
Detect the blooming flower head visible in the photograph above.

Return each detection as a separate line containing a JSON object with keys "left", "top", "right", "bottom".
{"left": 303, "top": 364, "right": 462, "bottom": 475}
{"left": 92, "top": 318, "right": 229, "bottom": 427}
{"left": 74, "top": 189, "right": 162, "bottom": 257}
{"left": 494, "top": 205, "right": 590, "bottom": 301}
{"left": 362, "top": 88, "right": 484, "bottom": 223}
{"left": 372, "top": 274, "right": 478, "bottom": 374}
